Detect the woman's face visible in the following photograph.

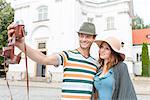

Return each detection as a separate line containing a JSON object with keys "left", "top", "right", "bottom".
{"left": 99, "top": 42, "right": 111, "bottom": 61}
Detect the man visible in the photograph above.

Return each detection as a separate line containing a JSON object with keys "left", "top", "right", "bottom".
{"left": 7, "top": 22, "right": 99, "bottom": 99}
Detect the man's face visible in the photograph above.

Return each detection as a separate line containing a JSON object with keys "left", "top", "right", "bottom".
{"left": 78, "top": 33, "right": 96, "bottom": 50}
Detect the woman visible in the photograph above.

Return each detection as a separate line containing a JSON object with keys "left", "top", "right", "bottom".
{"left": 93, "top": 36, "right": 137, "bottom": 100}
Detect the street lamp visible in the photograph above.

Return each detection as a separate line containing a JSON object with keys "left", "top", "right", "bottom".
{"left": 121, "top": 42, "right": 124, "bottom": 48}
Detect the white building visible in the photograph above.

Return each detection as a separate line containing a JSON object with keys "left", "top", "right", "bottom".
{"left": 132, "top": 28, "right": 150, "bottom": 75}
{"left": 7, "top": 0, "right": 134, "bottom": 81}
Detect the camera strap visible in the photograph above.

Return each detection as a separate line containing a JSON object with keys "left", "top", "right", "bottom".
{"left": 3, "top": 63, "right": 13, "bottom": 100}
{"left": 2, "top": 24, "right": 29, "bottom": 100}
{"left": 24, "top": 43, "right": 29, "bottom": 100}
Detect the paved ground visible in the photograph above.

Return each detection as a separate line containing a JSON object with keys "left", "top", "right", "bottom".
{"left": 132, "top": 77, "right": 150, "bottom": 100}
{"left": 132, "top": 77, "right": 150, "bottom": 95}
{"left": 0, "top": 76, "right": 150, "bottom": 100}
{"left": 0, "top": 79, "right": 62, "bottom": 100}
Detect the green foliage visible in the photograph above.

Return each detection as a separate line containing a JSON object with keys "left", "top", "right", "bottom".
{"left": 141, "top": 43, "right": 150, "bottom": 77}
{"left": 0, "top": 56, "right": 4, "bottom": 64}
{"left": 144, "top": 24, "right": 150, "bottom": 29}
{"left": 0, "top": 0, "right": 14, "bottom": 64}
{"left": 132, "top": 15, "right": 150, "bottom": 29}
{"left": 0, "top": 0, "right": 14, "bottom": 50}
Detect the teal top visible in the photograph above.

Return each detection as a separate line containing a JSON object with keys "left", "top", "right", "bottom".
{"left": 94, "top": 68, "right": 115, "bottom": 100}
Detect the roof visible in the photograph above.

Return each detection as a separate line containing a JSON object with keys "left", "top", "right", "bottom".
{"left": 132, "top": 28, "right": 150, "bottom": 45}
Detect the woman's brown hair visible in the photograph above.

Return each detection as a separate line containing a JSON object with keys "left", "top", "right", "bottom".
{"left": 98, "top": 42, "right": 123, "bottom": 70}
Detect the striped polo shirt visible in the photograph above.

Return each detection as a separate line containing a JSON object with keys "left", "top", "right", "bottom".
{"left": 58, "top": 50, "right": 99, "bottom": 100}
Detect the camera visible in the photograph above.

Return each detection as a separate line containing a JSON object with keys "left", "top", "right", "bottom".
{"left": 2, "top": 24, "right": 25, "bottom": 64}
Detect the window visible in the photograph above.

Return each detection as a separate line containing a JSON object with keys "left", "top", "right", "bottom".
{"left": 55, "top": 0, "right": 62, "bottom": 2}
{"left": 136, "top": 53, "right": 142, "bottom": 62}
{"left": 38, "top": 43, "right": 46, "bottom": 49}
{"left": 140, "top": 54, "right": 142, "bottom": 61}
{"left": 136, "top": 53, "right": 139, "bottom": 62}
{"left": 37, "top": 6, "right": 48, "bottom": 21}
{"left": 146, "top": 34, "right": 150, "bottom": 39}
{"left": 106, "top": 17, "right": 115, "bottom": 30}
{"left": 87, "top": 17, "right": 93, "bottom": 23}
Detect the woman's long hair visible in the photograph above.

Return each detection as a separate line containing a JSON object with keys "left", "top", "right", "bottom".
{"left": 98, "top": 42, "right": 123, "bottom": 70}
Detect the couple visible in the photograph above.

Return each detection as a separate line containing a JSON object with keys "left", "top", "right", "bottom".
{"left": 7, "top": 22, "right": 137, "bottom": 100}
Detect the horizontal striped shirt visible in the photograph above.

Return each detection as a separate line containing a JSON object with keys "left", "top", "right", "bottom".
{"left": 58, "top": 50, "right": 99, "bottom": 100}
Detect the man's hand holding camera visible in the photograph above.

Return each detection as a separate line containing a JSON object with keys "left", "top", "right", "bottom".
{"left": 2, "top": 23, "right": 25, "bottom": 64}
{"left": 7, "top": 23, "right": 25, "bottom": 47}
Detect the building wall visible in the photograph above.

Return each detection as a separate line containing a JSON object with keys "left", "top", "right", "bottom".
{"left": 79, "top": 0, "right": 134, "bottom": 73}
{"left": 7, "top": 0, "right": 135, "bottom": 81}
{"left": 132, "top": 45, "right": 150, "bottom": 75}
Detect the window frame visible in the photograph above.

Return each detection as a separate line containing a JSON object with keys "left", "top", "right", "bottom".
{"left": 37, "top": 6, "right": 48, "bottom": 21}
{"left": 106, "top": 16, "right": 115, "bottom": 30}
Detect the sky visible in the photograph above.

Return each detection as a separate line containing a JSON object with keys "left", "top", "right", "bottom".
{"left": 133, "top": 0, "right": 150, "bottom": 25}
{"left": 6, "top": 0, "right": 150, "bottom": 25}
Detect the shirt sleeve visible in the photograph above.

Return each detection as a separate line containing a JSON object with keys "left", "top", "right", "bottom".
{"left": 53, "top": 53, "right": 63, "bottom": 67}
{"left": 57, "top": 54, "right": 64, "bottom": 66}
{"left": 54, "top": 51, "right": 68, "bottom": 67}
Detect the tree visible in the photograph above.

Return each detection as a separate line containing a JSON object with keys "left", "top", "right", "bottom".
{"left": 141, "top": 43, "right": 150, "bottom": 77}
{"left": 132, "top": 15, "right": 150, "bottom": 29}
{"left": 132, "top": 15, "right": 144, "bottom": 29}
{"left": 0, "top": 0, "right": 14, "bottom": 65}
{"left": 144, "top": 24, "right": 150, "bottom": 29}
{"left": 0, "top": 0, "right": 14, "bottom": 50}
